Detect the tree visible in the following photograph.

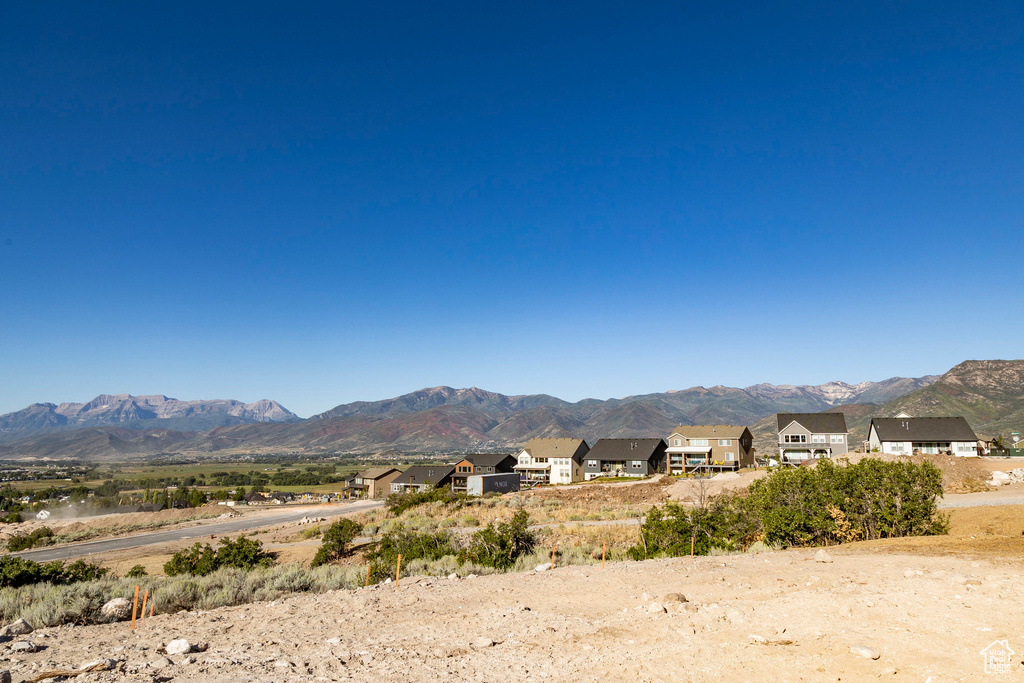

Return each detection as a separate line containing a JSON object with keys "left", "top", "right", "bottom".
{"left": 188, "top": 488, "right": 207, "bottom": 508}
{"left": 311, "top": 519, "right": 363, "bottom": 567}
{"left": 233, "top": 487, "right": 247, "bottom": 502}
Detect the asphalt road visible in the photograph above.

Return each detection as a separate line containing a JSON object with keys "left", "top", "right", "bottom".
{"left": 10, "top": 499, "right": 383, "bottom": 563}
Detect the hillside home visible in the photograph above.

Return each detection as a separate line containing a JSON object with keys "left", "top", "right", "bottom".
{"left": 451, "top": 453, "right": 518, "bottom": 492}
{"left": 514, "top": 438, "right": 591, "bottom": 485}
{"left": 583, "top": 438, "right": 667, "bottom": 480}
{"left": 776, "top": 413, "right": 849, "bottom": 464}
{"left": 390, "top": 465, "right": 456, "bottom": 494}
{"left": 665, "top": 425, "right": 755, "bottom": 474}
{"left": 352, "top": 467, "right": 402, "bottom": 499}
{"left": 867, "top": 416, "right": 978, "bottom": 456}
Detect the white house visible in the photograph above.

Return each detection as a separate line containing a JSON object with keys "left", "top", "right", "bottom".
{"left": 867, "top": 416, "right": 978, "bottom": 456}
{"left": 514, "top": 438, "right": 590, "bottom": 485}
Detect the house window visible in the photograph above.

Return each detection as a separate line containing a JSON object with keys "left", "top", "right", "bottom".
{"left": 725, "top": 452, "right": 735, "bottom": 461}
{"left": 673, "top": 439, "right": 681, "bottom": 446}
{"left": 890, "top": 442, "right": 904, "bottom": 451}
{"left": 586, "top": 460, "right": 597, "bottom": 467}
{"left": 812, "top": 435, "right": 826, "bottom": 443}
{"left": 718, "top": 439, "right": 732, "bottom": 446}
{"left": 690, "top": 439, "right": 709, "bottom": 447}
{"left": 784, "top": 434, "right": 807, "bottom": 443}
{"left": 831, "top": 435, "right": 844, "bottom": 443}
{"left": 631, "top": 461, "right": 643, "bottom": 468}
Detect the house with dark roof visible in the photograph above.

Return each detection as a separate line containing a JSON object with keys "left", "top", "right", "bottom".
{"left": 583, "top": 438, "right": 666, "bottom": 481}
{"left": 352, "top": 467, "right": 402, "bottom": 498}
{"left": 666, "top": 425, "right": 754, "bottom": 474}
{"left": 514, "top": 438, "right": 591, "bottom": 485}
{"left": 390, "top": 465, "right": 456, "bottom": 495}
{"left": 451, "top": 453, "right": 518, "bottom": 491}
{"left": 776, "top": 413, "right": 849, "bottom": 465}
{"left": 868, "top": 416, "right": 978, "bottom": 456}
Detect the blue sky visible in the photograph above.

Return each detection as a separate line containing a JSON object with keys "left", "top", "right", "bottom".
{"left": 2, "top": 1, "right": 1023, "bottom": 417}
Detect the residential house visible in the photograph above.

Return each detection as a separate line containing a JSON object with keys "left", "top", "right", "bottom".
{"left": 583, "top": 438, "right": 667, "bottom": 481}
{"left": 776, "top": 413, "right": 849, "bottom": 464}
{"left": 451, "top": 453, "right": 518, "bottom": 492}
{"left": 514, "top": 438, "right": 591, "bottom": 485}
{"left": 867, "top": 416, "right": 978, "bottom": 456}
{"left": 665, "top": 425, "right": 755, "bottom": 475}
{"left": 390, "top": 465, "right": 456, "bottom": 494}
{"left": 352, "top": 467, "right": 402, "bottom": 499}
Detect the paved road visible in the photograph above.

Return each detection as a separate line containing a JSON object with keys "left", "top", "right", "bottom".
{"left": 10, "top": 500, "right": 383, "bottom": 563}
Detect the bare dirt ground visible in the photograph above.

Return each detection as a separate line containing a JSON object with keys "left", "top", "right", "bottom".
{"left": 5, "top": 537, "right": 1023, "bottom": 682}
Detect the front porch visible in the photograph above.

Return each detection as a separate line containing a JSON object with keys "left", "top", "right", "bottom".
{"left": 778, "top": 447, "right": 832, "bottom": 466}
{"left": 513, "top": 463, "right": 549, "bottom": 486}
{"left": 666, "top": 447, "right": 738, "bottom": 475}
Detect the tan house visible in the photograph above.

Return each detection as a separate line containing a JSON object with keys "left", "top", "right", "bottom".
{"left": 665, "top": 425, "right": 755, "bottom": 474}
{"left": 514, "top": 438, "right": 590, "bottom": 485}
{"left": 352, "top": 467, "right": 401, "bottom": 498}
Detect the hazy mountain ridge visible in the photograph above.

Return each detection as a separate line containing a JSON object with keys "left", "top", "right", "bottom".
{"left": 0, "top": 394, "right": 299, "bottom": 443}
{"left": 0, "top": 374, "right": 950, "bottom": 459}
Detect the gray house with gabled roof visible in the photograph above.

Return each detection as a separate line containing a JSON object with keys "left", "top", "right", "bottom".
{"left": 583, "top": 438, "right": 666, "bottom": 480}
{"left": 776, "top": 412, "right": 849, "bottom": 464}
{"left": 867, "top": 416, "right": 978, "bottom": 456}
{"left": 390, "top": 465, "right": 456, "bottom": 494}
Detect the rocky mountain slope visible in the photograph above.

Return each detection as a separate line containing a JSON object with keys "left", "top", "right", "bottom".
{"left": 0, "top": 394, "right": 299, "bottom": 443}
{"left": 0, "top": 375, "right": 945, "bottom": 459}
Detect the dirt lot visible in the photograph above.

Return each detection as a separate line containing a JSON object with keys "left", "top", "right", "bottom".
{"left": 5, "top": 536, "right": 1024, "bottom": 682}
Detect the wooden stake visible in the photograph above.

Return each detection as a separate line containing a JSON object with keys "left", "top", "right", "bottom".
{"left": 690, "top": 536, "right": 695, "bottom": 557}
{"left": 365, "top": 563, "right": 371, "bottom": 588}
{"left": 602, "top": 541, "right": 606, "bottom": 569}
{"left": 140, "top": 590, "right": 148, "bottom": 621}
{"left": 395, "top": 554, "right": 402, "bottom": 588}
{"left": 150, "top": 597, "right": 155, "bottom": 618}
{"left": 130, "top": 585, "right": 139, "bottom": 631}
{"left": 551, "top": 544, "right": 556, "bottom": 568}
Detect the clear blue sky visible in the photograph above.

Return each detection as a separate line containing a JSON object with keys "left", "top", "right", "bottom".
{"left": 2, "top": 1, "right": 1023, "bottom": 417}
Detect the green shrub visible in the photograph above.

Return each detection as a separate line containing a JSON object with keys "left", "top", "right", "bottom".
{"left": 629, "top": 458, "right": 947, "bottom": 560}
{"left": 460, "top": 510, "right": 537, "bottom": 570}
{"left": 7, "top": 526, "right": 55, "bottom": 552}
{"left": 364, "top": 524, "right": 458, "bottom": 581}
{"left": 164, "top": 535, "right": 273, "bottom": 576}
{"left": 386, "top": 486, "right": 465, "bottom": 516}
{"left": 126, "top": 565, "right": 147, "bottom": 578}
{"left": 311, "top": 519, "right": 363, "bottom": 568}
{"left": 0, "top": 555, "right": 107, "bottom": 589}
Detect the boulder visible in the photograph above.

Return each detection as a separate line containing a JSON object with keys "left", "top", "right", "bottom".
{"left": 814, "top": 549, "right": 833, "bottom": 563}
{"left": 0, "top": 619, "right": 33, "bottom": 636}
{"left": 647, "top": 602, "right": 666, "bottom": 614}
{"left": 9, "top": 641, "right": 38, "bottom": 653}
{"left": 471, "top": 637, "right": 495, "bottom": 649}
{"left": 149, "top": 656, "right": 173, "bottom": 669}
{"left": 661, "top": 593, "right": 688, "bottom": 604}
{"left": 850, "top": 645, "right": 880, "bottom": 660}
{"left": 79, "top": 658, "right": 117, "bottom": 672}
{"left": 534, "top": 563, "right": 552, "bottom": 572}
{"left": 101, "top": 598, "right": 132, "bottom": 622}
{"left": 165, "top": 639, "right": 192, "bottom": 655}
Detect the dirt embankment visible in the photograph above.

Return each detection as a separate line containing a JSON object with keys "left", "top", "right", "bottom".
{"left": 7, "top": 543, "right": 1024, "bottom": 682}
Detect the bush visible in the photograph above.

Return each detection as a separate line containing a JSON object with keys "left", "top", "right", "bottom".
{"left": 460, "top": 510, "right": 537, "bottom": 570}
{"left": 164, "top": 535, "right": 273, "bottom": 576}
{"left": 126, "top": 565, "right": 147, "bottom": 578}
{"left": 311, "top": 519, "right": 363, "bottom": 567}
{"left": 0, "top": 555, "right": 108, "bottom": 589}
{"left": 7, "top": 526, "right": 55, "bottom": 552}
{"left": 629, "top": 458, "right": 947, "bottom": 560}
{"left": 386, "top": 486, "right": 465, "bottom": 516}
{"left": 364, "top": 524, "right": 458, "bottom": 581}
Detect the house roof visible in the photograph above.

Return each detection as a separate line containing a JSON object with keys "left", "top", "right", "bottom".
{"left": 668, "top": 425, "right": 750, "bottom": 439}
{"left": 463, "top": 453, "right": 517, "bottom": 468}
{"left": 777, "top": 412, "right": 848, "bottom": 434}
{"left": 357, "top": 467, "right": 401, "bottom": 480}
{"left": 391, "top": 465, "right": 456, "bottom": 487}
{"left": 586, "top": 438, "right": 666, "bottom": 461}
{"left": 522, "top": 438, "right": 590, "bottom": 463}
{"left": 870, "top": 417, "right": 978, "bottom": 442}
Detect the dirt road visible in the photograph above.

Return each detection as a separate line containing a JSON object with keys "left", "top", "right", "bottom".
{"left": 10, "top": 500, "right": 382, "bottom": 563}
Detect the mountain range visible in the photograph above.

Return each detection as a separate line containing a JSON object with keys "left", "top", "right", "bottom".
{"left": 0, "top": 373, "right": 955, "bottom": 460}
{"left": 0, "top": 394, "right": 299, "bottom": 443}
